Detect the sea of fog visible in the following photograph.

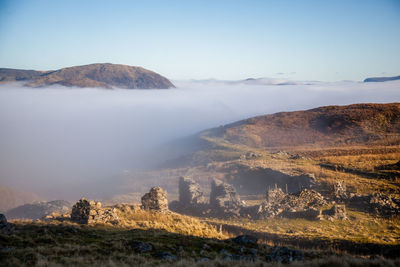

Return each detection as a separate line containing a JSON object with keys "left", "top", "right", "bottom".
{"left": 0, "top": 80, "right": 399, "bottom": 201}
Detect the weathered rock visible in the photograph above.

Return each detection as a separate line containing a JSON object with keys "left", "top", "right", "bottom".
{"left": 232, "top": 235, "right": 258, "bottom": 245}
{"left": 71, "top": 198, "right": 118, "bottom": 224}
{"left": 0, "top": 214, "right": 14, "bottom": 234}
{"left": 141, "top": 187, "right": 168, "bottom": 212}
{"left": 179, "top": 177, "right": 205, "bottom": 206}
{"left": 266, "top": 246, "right": 303, "bottom": 263}
{"left": 209, "top": 179, "right": 243, "bottom": 218}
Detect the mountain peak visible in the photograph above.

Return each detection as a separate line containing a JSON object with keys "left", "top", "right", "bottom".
{"left": 0, "top": 63, "right": 175, "bottom": 89}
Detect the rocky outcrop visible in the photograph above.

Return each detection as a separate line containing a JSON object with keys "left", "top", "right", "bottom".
{"left": 5, "top": 200, "right": 71, "bottom": 220}
{"left": 0, "top": 214, "right": 14, "bottom": 234}
{"left": 209, "top": 179, "right": 243, "bottom": 218}
{"left": 141, "top": 187, "right": 168, "bottom": 212}
{"left": 71, "top": 198, "right": 118, "bottom": 224}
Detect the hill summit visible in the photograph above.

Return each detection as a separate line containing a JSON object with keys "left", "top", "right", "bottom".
{"left": 0, "top": 63, "right": 175, "bottom": 89}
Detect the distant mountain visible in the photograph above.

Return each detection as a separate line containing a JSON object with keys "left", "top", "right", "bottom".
{"left": 5, "top": 200, "right": 71, "bottom": 220}
{"left": 199, "top": 103, "right": 400, "bottom": 149}
{"left": 364, "top": 75, "right": 400, "bottom": 83}
{"left": 0, "top": 186, "right": 42, "bottom": 213}
{"left": 0, "top": 63, "right": 175, "bottom": 89}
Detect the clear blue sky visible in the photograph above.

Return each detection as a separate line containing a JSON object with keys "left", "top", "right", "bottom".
{"left": 0, "top": 0, "right": 399, "bottom": 81}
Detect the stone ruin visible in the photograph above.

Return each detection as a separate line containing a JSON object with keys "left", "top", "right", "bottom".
{"left": 256, "top": 187, "right": 328, "bottom": 220}
{"left": 141, "top": 187, "right": 168, "bottom": 212}
{"left": 333, "top": 180, "right": 348, "bottom": 202}
{"left": 170, "top": 177, "right": 244, "bottom": 218}
{"left": 349, "top": 192, "right": 399, "bottom": 217}
{"left": 0, "top": 214, "right": 14, "bottom": 234}
{"left": 179, "top": 177, "right": 205, "bottom": 206}
{"left": 209, "top": 178, "right": 244, "bottom": 218}
{"left": 71, "top": 198, "right": 119, "bottom": 224}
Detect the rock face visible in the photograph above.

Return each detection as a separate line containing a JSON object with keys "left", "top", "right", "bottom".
{"left": 257, "top": 188, "right": 327, "bottom": 219}
{"left": 0, "top": 63, "right": 175, "bottom": 89}
{"left": 209, "top": 179, "right": 243, "bottom": 218}
{"left": 0, "top": 214, "right": 14, "bottom": 234}
{"left": 178, "top": 177, "right": 205, "bottom": 206}
{"left": 5, "top": 200, "right": 71, "bottom": 220}
{"left": 141, "top": 187, "right": 168, "bottom": 212}
{"left": 71, "top": 198, "right": 118, "bottom": 224}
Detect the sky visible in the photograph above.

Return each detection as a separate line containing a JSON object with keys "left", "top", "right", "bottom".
{"left": 0, "top": 0, "right": 399, "bottom": 81}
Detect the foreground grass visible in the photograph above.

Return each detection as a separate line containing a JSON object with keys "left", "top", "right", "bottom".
{"left": 1, "top": 220, "right": 400, "bottom": 267}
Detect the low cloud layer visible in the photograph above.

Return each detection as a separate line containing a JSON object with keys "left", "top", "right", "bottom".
{"left": 0, "top": 80, "right": 399, "bottom": 201}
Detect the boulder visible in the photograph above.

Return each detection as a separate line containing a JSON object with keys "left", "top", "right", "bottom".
{"left": 0, "top": 214, "right": 14, "bottom": 234}
{"left": 128, "top": 241, "right": 153, "bottom": 253}
{"left": 141, "top": 187, "right": 168, "bottom": 212}
{"left": 71, "top": 198, "right": 118, "bottom": 224}
{"left": 209, "top": 179, "right": 243, "bottom": 218}
{"left": 178, "top": 177, "right": 205, "bottom": 206}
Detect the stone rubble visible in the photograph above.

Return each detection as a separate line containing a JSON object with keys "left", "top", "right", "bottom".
{"left": 71, "top": 198, "right": 118, "bottom": 224}
{"left": 257, "top": 188, "right": 327, "bottom": 219}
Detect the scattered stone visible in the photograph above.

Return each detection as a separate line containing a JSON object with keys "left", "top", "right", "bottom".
{"left": 71, "top": 198, "right": 118, "bottom": 224}
{"left": 128, "top": 241, "right": 153, "bottom": 253}
{"left": 153, "top": 251, "right": 177, "bottom": 260}
{"left": 141, "top": 187, "right": 168, "bottom": 212}
{"left": 232, "top": 235, "right": 258, "bottom": 245}
{"left": 266, "top": 246, "right": 303, "bottom": 263}
{"left": 210, "top": 179, "right": 243, "bottom": 218}
{"left": 0, "top": 214, "right": 14, "bottom": 235}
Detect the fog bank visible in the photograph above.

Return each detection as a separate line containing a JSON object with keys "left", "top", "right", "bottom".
{"left": 0, "top": 80, "right": 399, "bottom": 201}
